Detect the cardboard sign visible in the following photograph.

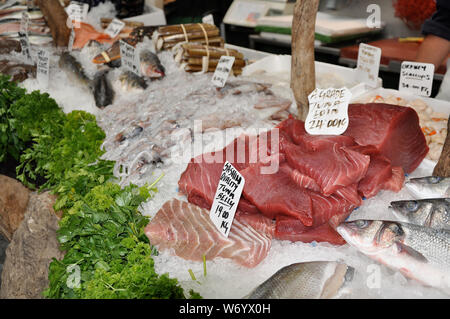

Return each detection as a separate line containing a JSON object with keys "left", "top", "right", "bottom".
{"left": 202, "top": 14, "right": 215, "bottom": 26}
{"left": 209, "top": 162, "right": 245, "bottom": 237}
{"left": 212, "top": 56, "right": 235, "bottom": 87}
{"left": 104, "top": 18, "right": 125, "bottom": 39}
{"left": 399, "top": 61, "right": 434, "bottom": 97}
{"left": 305, "top": 87, "right": 352, "bottom": 135}
{"left": 36, "top": 49, "right": 50, "bottom": 89}
{"left": 119, "top": 40, "right": 141, "bottom": 76}
{"left": 356, "top": 43, "right": 381, "bottom": 88}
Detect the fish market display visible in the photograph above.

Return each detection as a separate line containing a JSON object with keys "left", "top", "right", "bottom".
{"left": 153, "top": 23, "right": 224, "bottom": 51}
{"left": 173, "top": 43, "right": 246, "bottom": 75}
{"left": 390, "top": 198, "right": 450, "bottom": 230}
{"left": 145, "top": 198, "right": 273, "bottom": 268}
{"left": 405, "top": 176, "right": 450, "bottom": 199}
{"left": 337, "top": 220, "right": 450, "bottom": 294}
{"left": 343, "top": 103, "right": 429, "bottom": 174}
{"left": 355, "top": 94, "right": 448, "bottom": 162}
{"left": 245, "top": 261, "right": 351, "bottom": 299}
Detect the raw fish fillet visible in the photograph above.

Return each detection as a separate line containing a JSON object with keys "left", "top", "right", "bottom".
{"left": 282, "top": 140, "right": 370, "bottom": 196}
{"left": 357, "top": 155, "right": 393, "bottom": 199}
{"left": 344, "top": 103, "right": 429, "bottom": 173}
{"left": 383, "top": 166, "right": 405, "bottom": 192}
{"left": 145, "top": 199, "right": 273, "bottom": 268}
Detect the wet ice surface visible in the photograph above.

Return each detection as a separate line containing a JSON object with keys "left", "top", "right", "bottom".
{"left": 3, "top": 42, "right": 447, "bottom": 298}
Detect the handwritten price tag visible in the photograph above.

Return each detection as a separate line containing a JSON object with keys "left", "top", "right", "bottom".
{"left": 66, "top": 1, "right": 89, "bottom": 27}
{"left": 210, "top": 162, "right": 245, "bottom": 237}
{"left": 212, "top": 56, "right": 235, "bottom": 87}
{"left": 399, "top": 61, "right": 434, "bottom": 97}
{"left": 104, "top": 18, "right": 125, "bottom": 38}
{"left": 356, "top": 43, "right": 381, "bottom": 88}
{"left": 36, "top": 49, "right": 50, "bottom": 89}
{"left": 305, "top": 87, "right": 352, "bottom": 135}
{"left": 20, "top": 11, "right": 30, "bottom": 35}
{"left": 119, "top": 40, "right": 141, "bottom": 76}
{"left": 18, "top": 32, "right": 33, "bottom": 63}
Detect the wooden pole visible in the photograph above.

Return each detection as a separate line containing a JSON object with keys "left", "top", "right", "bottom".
{"left": 36, "top": 0, "right": 71, "bottom": 47}
{"left": 432, "top": 116, "right": 450, "bottom": 177}
{"left": 291, "top": 0, "right": 319, "bottom": 121}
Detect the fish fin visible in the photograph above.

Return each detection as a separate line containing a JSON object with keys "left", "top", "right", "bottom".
{"left": 395, "top": 242, "right": 428, "bottom": 263}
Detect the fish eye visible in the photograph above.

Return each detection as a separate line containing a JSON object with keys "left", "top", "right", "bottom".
{"left": 405, "top": 201, "right": 419, "bottom": 212}
{"left": 354, "top": 220, "right": 370, "bottom": 229}
{"left": 428, "top": 176, "right": 442, "bottom": 184}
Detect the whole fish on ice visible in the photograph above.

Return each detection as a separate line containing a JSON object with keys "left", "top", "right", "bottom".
{"left": 337, "top": 219, "right": 450, "bottom": 294}
{"left": 390, "top": 198, "right": 449, "bottom": 230}
{"left": 405, "top": 176, "right": 450, "bottom": 199}
{"left": 245, "top": 261, "right": 352, "bottom": 299}
{"left": 139, "top": 50, "right": 165, "bottom": 79}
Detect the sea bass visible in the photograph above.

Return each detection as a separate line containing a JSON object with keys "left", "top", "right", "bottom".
{"left": 245, "top": 261, "right": 352, "bottom": 299}
{"left": 337, "top": 220, "right": 450, "bottom": 294}
{"left": 405, "top": 176, "right": 450, "bottom": 199}
{"left": 140, "top": 50, "right": 165, "bottom": 79}
{"left": 390, "top": 198, "right": 449, "bottom": 230}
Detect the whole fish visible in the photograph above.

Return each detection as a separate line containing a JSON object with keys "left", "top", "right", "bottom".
{"left": 390, "top": 198, "right": 450, "bottom": 230}
{"left": 92, "top": 69, "right": 115, "bottom": 108}
{"left": 59, "top": 52, "right": 91, "bottom": 87}
{"left": 139, "top": 50, "right": 165, "bottom": 79}
{"left": 115, "top": 70, "right": 147, "bottom": 92}
{"left": 405, "top": 176, "right": 450, "bottom": 199}
{"left": 337, "top": 220, "right": 450, "bottom": 294}
{"left": 0, "top": 37, "right": 20, "bottom": 54}
{"left": 0, "top": 10, "right": 42, "bottom": 23}
{"left": 245, "top": 261, "right": 352, "bottom": 299}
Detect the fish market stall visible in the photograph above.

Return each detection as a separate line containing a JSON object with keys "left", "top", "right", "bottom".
{"left": 0, "top": 0, "right": 449, "bottom": 303}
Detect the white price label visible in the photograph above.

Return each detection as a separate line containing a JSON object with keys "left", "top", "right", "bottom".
{"left": 202, "top": 14, "right": 215, "bottom": 26}
{"left": 27, "top": 0, "right": 34, "bottom": 9}
{"left": 36, "top": 49, "right": 50, "bottom": 89}
{"left": 210, "top": 161, "right": 245, "bottom": 238}
{"left": 66, "top": 1, "right": 89, "bottom": 27}
{"left": 20, "top": 12, "right": 30, "bottom": 35}
{"left": 399, "top": 61, "right": 434, "bottom": 97}
{"left": 356, "top": 43, "right": 381, "bottom": 88}
{"left": 104, "top": 18, "right": 125, "bottom": 39}
{"left": 119, "top": 40, "right": 141, "bottom": 76}
{"left": 212, "top": 56, "right": 235, "bottom": 87}
{"left": 68, "top": 27, "right": 75, "bottom": 52}
{"left": 18, "top": 32, "right": 33, "bottom": 62}
{"left": 305, "top": 87, "right": 352, "bottom": 135}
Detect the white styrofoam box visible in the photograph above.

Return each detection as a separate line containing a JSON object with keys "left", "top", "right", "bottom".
{"left": 225, "top": 43, "right": 273, "bottom": 62}
{"left": 124, "top": 2, "right": 166, "bottom": 26}
{"left": 351, "top": 87, "right": 450, "bottom": 115}
{"left": 241, "top": 54, "right": 383, "bottom": 92}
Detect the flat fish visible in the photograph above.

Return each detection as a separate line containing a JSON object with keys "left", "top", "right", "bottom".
{"left": 245, "top": 261, "right": 351, "bottom": 299}
{"left": 145, "top": 198, "right": 273, "bottom": 268}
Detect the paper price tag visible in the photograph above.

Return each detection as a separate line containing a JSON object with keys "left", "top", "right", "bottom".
{"left": 119, "top": 40, "right": 141, "bottom": 76}
{"left": 18, "top": 32, "right": 33, "bottom": 62}
{"left": 212, "top": 56, "right": 235, "bottom": 87}
{"left": 66, "top": 1, "right": 89, "bottom": 26}
{"left": 305, "top": 87, "right": 352, "bottom": 135}
{"left": 210, "top": 162, "right": 245, "bottom": 238}
{"left": 27, "top": 0, "right": 34, "bottom": 9}
{"left": 202, "top": 14, "right": 215, "bottom": 26}
{"left": 104, "top": 18, "right": 125, "bottom": 39}
{"left": 399, "top": 61, "right": 434, "bottom": 97}
{"left": 356, "top": 43, "right": 381, "bottom": 88}
{"left": 20, "top": 12, "right": 30, "bottom": 35}
{"left": 68, "top": 27, "right": 75, "bottom": 52}
{"left": 36, "top": 49, "right": 50, "bottom": 89}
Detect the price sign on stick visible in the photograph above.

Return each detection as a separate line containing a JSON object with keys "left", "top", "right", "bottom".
{"left": 119, "top": 40, "right": 141, "bottom": 76}
{"left": 212, "top": 56, "right": 235, "bottom": 87}
{"left": 20, "top": 11, "right": 30, "bottom": 36}
{"left": 66, "top": 1, "right": 89, "bottom": 28}
{"left": 104, "top": 18, "right": 125, "bottom": 39}
{"left": 68, "top": 27, "right": 75, "bottom": 52}
{"left": 210, "top": 162, "right": 245, "bottom": 238}
{"left": 18, "top": 32, "right": 33, "bottom": 62}
{"left": 356, "top": 43, "right": 381, "bottom": 88}
{"left": 305, "top": 87, "right": 352, "bottom": 135}
{"left": 399, "top": 61, "right": 434, "bottom": 97}
{"left": 36, "top": 49, "right": 50, "bottom": 89}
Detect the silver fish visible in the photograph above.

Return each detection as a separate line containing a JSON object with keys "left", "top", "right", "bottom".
{"left": 337, "top": 220, "right": 450, "bottom": 294}
{"left": 140, "top": 50, "right": 165, "bottom": 79}
{"left": 116, "top": 71, "right": 148, "bottom": 92}
{"left": 405, "top": 176, "right": 450, "bottom": 199}
{"left": 0, "top": 10, "right": 42, "bottom": 23}
{"left": 390, "top": 198, "right": 450, "bottom": 230}
{"left": 245, "top": 261, "right": 351, "bottom": 299}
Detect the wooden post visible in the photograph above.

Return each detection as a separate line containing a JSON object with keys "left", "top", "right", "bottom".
{"left": 291, "top": 0, "right": 319, "bottom": 121}
{"left": 432, "top": 116, "right": 450, "bottom": 177}
{"left": 36, "top": 0, "right": 71, "bottom": 47}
